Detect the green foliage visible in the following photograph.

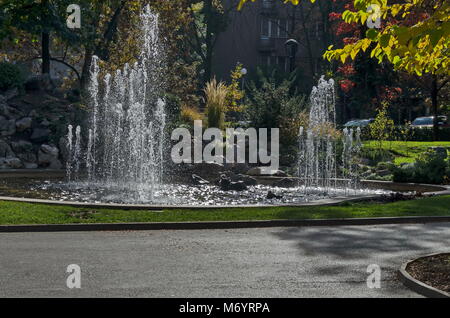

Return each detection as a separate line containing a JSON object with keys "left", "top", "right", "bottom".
{"left": 393, "top": 150, "right": 449, "bottom": 184}
{"left": 204, "top": 78, "right": 227, "bottom": 129}
{"left": 368, "top": 102, "right": 395, "bottom": 149}
{"left": 0, "top": 62, "right": 24, "bottom": 91}
{"left": 245, "top": 68, "right": 307, "bottom": 129}
{"left": 363, "top": 140, "right": 450, "bottom": 165}
{"left": 360, "top": 147, "right": 394, "bottom": 165}
{"left": 180, "top": 105, "right": 204, "bottom": 128}
{"left": 244, "top": 68, "right": 308, "bottom": 165}
{"left": 226, "top": 62, "right": 245, "bottom": 112}
{"left": 324, "top": 0, "right": 450, "bottom": 76}
{"left": 239, "top": 0, "right": 450, "bottom": 76}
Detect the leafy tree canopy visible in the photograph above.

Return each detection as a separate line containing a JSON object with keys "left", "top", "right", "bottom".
{"left": 238, "top": 0, "right": 450, "bottom": 76}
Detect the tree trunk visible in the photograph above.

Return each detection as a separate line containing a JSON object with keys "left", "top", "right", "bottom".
{"left": 431, "top": 75, "right": 439, "bottom": 141}
{"left": 80, "top": 49, "right": 94, "bottom": 95}
{"left": 41, "top": 31, "right": 51, "bottom": 74}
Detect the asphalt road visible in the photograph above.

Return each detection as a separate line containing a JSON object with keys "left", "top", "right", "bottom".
{"left": 1, "top": 222, "right": 449, "bottom": 297}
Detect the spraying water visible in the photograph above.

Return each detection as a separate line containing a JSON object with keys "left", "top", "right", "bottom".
{"left": 298, "top": 76, "right": 360, "bottom": 193}
{"left": 66, "top": 5, "right": 166, "bottom": 201}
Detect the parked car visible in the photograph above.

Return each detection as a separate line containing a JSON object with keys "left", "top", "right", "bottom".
{"left": 343, "top": 118, "right": 374, "bottom": 128}
{"left": 411, "top": 116, "right": 449, "bottom": 128}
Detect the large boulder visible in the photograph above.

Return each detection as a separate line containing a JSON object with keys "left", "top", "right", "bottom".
{"left": 0, "top": 116, "right": 16, "bottom": 136}
{"left": 10, "top": 140, "right": 33, "bottom": 153}
{"left": 15, "top": 117, "right": 33, "bottom": 132}
{"left": 236, "top": 174, "right": 257, "bottom": 186}
{"left": 4, "top": 87, "right": 19, "bottom": 100}
{"left": 38, "top": 144, "right": 62, "bottom": 169}
{"left": 273, "top": 178, "right": 296, "bottom": 188}
{"left": 428, "top": 146, "right": 448, "bottom": 159}
{"left": 11, "top": 140, "right": 36, "bottom": 164}
{"left": 0, "top": 103, "right": 21, "bottom": 120}
{"left": 218, "top": 174, "right": 247, "bottom": 191}
{"left": 0, "top": 157, "right": 23, "bottom": 169}
{"left": 24, "top": 74, "right": 54, "bottom": 92}
{"left": 31, "top": 127, "right": 51, "bottom": 142}
{"left": 246, "top": 167, "right": 288, "bottom": 177}
{"left": 0, "top": 140, "right": 15, "bottom": 158}
{"left": 191, "top": 174, "right": 209, "bottom": 185}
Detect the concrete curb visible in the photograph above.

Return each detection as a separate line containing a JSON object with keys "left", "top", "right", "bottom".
{"left": 398, "top": 252, "right": 450, "bottom": 298}
{"left": 1, "top": 216, "right": 450, "bottom": 233}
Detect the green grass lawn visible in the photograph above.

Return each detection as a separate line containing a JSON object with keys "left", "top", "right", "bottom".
{"left": 363, "top": 141, "right": 450, "bottom": 165}
{"left": 0, "top": 195, "right": 449, "bottom": 225}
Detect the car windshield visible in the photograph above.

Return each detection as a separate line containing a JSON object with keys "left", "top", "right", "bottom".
{"left": 412, "top": 117, "right": 433, "bottom": 125}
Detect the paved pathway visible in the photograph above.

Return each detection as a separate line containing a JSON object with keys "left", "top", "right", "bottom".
{"left": 1, "top": 222, "right": 449, "bottom": 297}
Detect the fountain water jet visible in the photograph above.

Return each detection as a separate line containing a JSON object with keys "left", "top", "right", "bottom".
{"left": 66, "top": 5, "right": 166, "bottom": 201}
{"left": 298, "top": 76, "right": 360, "bottom": 194}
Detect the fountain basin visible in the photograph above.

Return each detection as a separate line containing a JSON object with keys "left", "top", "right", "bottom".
{"left": 1, "top": 170, "right": 448, "bottom": 209}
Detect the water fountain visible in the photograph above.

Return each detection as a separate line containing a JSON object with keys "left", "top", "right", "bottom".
{"left": 0, "top": 7, "right": 388, "bottom": 206}
{"left": 66, "top": 5, "right": 166, "bottom": 202}
{"left": 298, "top": 76, "right": 361, "bottom": 194}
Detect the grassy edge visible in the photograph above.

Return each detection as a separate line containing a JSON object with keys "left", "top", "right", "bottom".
{"left": 0, "top": 195, "right": 450, "bottom": 225}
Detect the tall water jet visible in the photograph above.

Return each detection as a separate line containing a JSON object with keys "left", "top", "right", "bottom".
{"left": 67, "top": 5, "right": 166, "bottom": 201}
{"left": 298, "top": 76, "right": 360, "bottom": 193}
{"left": 298, "top": 76, "right": 337, "bottom": 192}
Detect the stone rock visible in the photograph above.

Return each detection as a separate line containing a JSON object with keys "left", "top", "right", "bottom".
{"left": 377, "top": 169, "right": 391, "bottom": 177}
{"left": 401, "top": 162, "right": 415, "bottom": 170}
{"left": 0, "top": 140, "right": 15, "bottom": 158}
{"left": 24, "top": 162, "right": 38, "bottom": 169}
{"left": 11, "top": 140, "right": 33, "bottom": 153}
{"left": 4, "top": 87, "right": 19, "bottom": 100}
{"left": 11, "top": 140, "right": 36, "bottom": 163}
{"left": 0, "top": 157, "right": 23, "bottom": 169}
{"left": 187, "top": 162, "right": 227, "bottom": 181}
{"left": 229, "top": 163, "right": 250, "bottom": 174}
{"left": 38, "top": 144, "right": 62, "bottom": 169}
{"left": 267, "top": 191, "right": 283, "bottom": 199}
{"left": 236, "top": 174, "right": 257, "bottom": 186}
{"left": 40, "top": 119, "right": 50, "bottom": 127}
{"left": 0, "top": 104, "right": 13, "bottom": 119}
{"left": 218, "top": 174, "right": 247, "bottom": 191}
{"left": 273, "top": 178, "right": 296, "bottom": 188}
{"left": 246, "top": 167, "right": 288, "bottom": 177}
{"left": 360, "top": 158, "right": 371, "bottom": 165}
{"left": 191, "top": 174, "right": 209, "bottom": 185}
{"left": 17, "top": 152, "right": 37, "bottom": 164}
{"left": 15, "top": 117, "right": 33, "bottom": 132}
{"left": 0, "top": 116, "right": 16, "bottom": 136}
{"left": 31, "top": 128, "right": 51, "bottom": 142}
{"left": 429, "top": 146, "right": 448, "bottom": 159}
{"left": 24, "top": 74, "right": 54, "bottom": 92}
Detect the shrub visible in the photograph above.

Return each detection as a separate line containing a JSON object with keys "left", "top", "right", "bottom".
{"left": 245, "top": 68, "right": 306, "bottom": 129}
{"left": 360, "top": 147, "right": 394, "bottom": 165}
{"left": 393, "top": 151, "right": 448, "bottom": 184}
{"left": 204, "top": 78, "right": 227, "bottom": 129}
{"left": 0, "top": 62, "right": 24, "bottom": 91}
{"left": 244, "top": 69, "right": 308, "bottom": 166}
{"left": 180, "top": 105, "right": 204, "bottom": 126}
{"left": 376, "top": 161, "right": 395, "bottom": 171}
{"left": 368, "top": 102, "right": 395, "bottom": 149}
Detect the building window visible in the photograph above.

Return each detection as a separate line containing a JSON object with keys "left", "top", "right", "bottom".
{"left": 261, "top": 55, "right": 289, "bottom": 72}
{"left": 261, "top": 18, "right": 289, "bottom": 38}
{"left": 261, "top": 18, "right": 270, "bottom": 37}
